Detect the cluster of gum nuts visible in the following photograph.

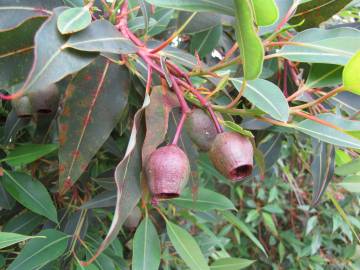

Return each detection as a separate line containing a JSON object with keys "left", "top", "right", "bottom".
{"left": 145, "top": 109, "right": 254, "bottom": 200}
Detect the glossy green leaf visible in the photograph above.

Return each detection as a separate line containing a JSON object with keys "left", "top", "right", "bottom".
{"left": 180, "top": 12, "right": 220, "bottom": 34}
{"left": 222, "top": 212, "right": 267, "bottom": 256}
{"left": 279, "top": 28, "right": 360, "bottom": 65}
{"left": 0, "top": 232, "right": 43, "bottom": 249}
{"left": 19, "top": 7, "right": 97, "bottom": 95}
{"left": 306, "top": 64, "right": 343, "bottom": 88}
{"left": 343, "top": 50, "right": 360, "bottom": 95}
{"left": 171, "top": 188, "right": 236, "bottom": 211}
{"left": 148, "top": 7, "right": 174, "bottom": 36}
{"left": 231, "top": 78, "right": 289, "bottom": 122}
{"left": 190, "top": 25, "right": 222, "bottom": 58}
{"left": 1, "top": 144, "right": 57, "bottom": 166}
{"left": 166, "top": 220, "right": 210, "bottom": 270}
{"left": 289, "top": 0, "right": 352, "bottom": 31}
{"left": 335, "top": 158, "right": 360, "bottom": 176}
{"left": 3, "top": 211, "right": 43, "bottom": 234}
{"left": 262, "top": 212, "right": 278, "bottom": 236}
{"left": 2, "top": 171, "right": 58, "bottom": 223}
{"left": 311, "top": 141, "right": 335, "bottom": 206}
{"left": 210, "top": 257, "right": 255, "bottom": 270}
{"left": 0, "top": 17, "right": 44, "bottom": 89}
{"left": 132, "top": 216, "right": 161, "bottom": 270}
{"left": 252, "top": 0, "right": 279, "bottom": 26}
{"left": 233, "top": 0, "right": 264, "bottom": 80}
{"left": 338, "top": 175, "right": 360, "bottom": 193}
{"left": 145, "top": 0, "right": 235, "bottom": 16}
{"left": 7, "top": 229, "right": 69, "bottom": 270}
{"left": 59, "top": 57, "right": 129, "bottom": 187}
{"left": 57, "top": 7, "right": 91, "bottom": 34}
{"left": 65, "top": 20, "right": 138, "bottom": 54}
{"left": 295, "top": 119, "right": 360, "bottom": 149}
{"left": 83, "top": 94, "right": 149, "bottom": 264}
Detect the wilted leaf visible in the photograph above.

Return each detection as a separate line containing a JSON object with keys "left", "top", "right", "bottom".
{"left": 59, "top": 57, "right": 129, "bottom": 188}
{"left": 132, "top": 216, "right": 161, "bottom": 270}
{"left": 7, "top": 229, "right": 69, "bottom": 270}
{"left": 0, "top": 232, "right": 43, "bottom": 249}
{"left": 2, "top": 171, "right": 58, "bottom": 223}
{"left": 343, "top": 50, "right": 360, "bottom": 95}
{"left": 57, "top": 7, "right": 92, "bottom": 34}
{"left": 166, "top": 220, "right": 210, "bottom": 270}
{"left": 233, "top": 0, "right": 264, "bottom": 80}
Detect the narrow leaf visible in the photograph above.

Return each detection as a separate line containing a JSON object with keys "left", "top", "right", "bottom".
{"left": 335, "top": 158, "right": 360, "bottom": 176}
{"left": 338, "top": 175, "right": 360, "bottom": 193}
{"left": 261, "top": 212, "right": 278, "bottom": 236}
{"left": 166, "top": 220, "right": 210, "bottom": 270}
{"left": 57, "top": 7, "right": 92, "bottom": 34}
{"left": 343, "top": 50, "right": 360, "bottom": 95}
{"left": 132, "top": 216, "right": 161, "bottom": 270}
{"left": 210, "top": 257, "right": 255, "bottom": 270}
{"left": 2, "top": 171, "right": 58, "bottom": 223}
{"left": 80, "top": 191, "right": 116, "bottom": 209}
{"left": 0, "top": 232, "right": 43, "bottom": 249}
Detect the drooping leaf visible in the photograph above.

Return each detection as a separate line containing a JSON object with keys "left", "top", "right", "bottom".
{"left": 0, "top": 17, "right": 44, "bottom": 90}
{"left": 7, "top": 229, "right": 69, "bottom": 270}
{"left": 343, "top": 50, "right": 360, "bottom": 95}
{"left": 1, "top": 171, "right": 58, "bottom": 223}
{"left": 279, "top": 28, "right": 360, "bottom": 65}
{"left": 80, "top": 191, "right": 116, "bottom": 209}
{"left": 0, "top": 231, "right": 43, "bottom": 249}
{"left": 166, "top": 220, "right": 210, "bottom": 270}
{"left": 190, "top": 25, "right": 222, "bottom": 58}
{"left": 338, "top": 175, "right": 360, "bottom": 193}
{"left": 18, "top": 7, "right": 97, "bottom": 95}
{"left": 295, "top": 119, "right": 360, "bottom": 149}
{"left": 81, "top": 94, "right": 149, "bottom": 265}
{"left": 231, "top": 78, "right": 289, "bottom": 122}
{"left": 252, "top": 0, "right": 279, "bottom": 26}
{"left": 222, "top": 212, "right": 267, "bottom": 256}
{"left": 233, "top": 0, "right": 264, "bottom": 80}
{"left": 1, "top": 144, "right": 57, "bottom": 167}
{"left": 57, "top": 7, "right": 92, "bottom": 34}
{"left": 59, "top": 57, "right": 129, "bottom": 188}
{"left": 210, "top": 257, "right": 255, "bottom": 270}
{"left": 311, "top": 141, "right": 335, "bottom": 206}
{"left": 145, "top": 0, "right": 235, "bottom": 16}
{"left": 132, "top": 216, "right": 161, "bottom": 270}
{"left": 289, "top": 0, "right": 352, "bottom": 31}
{"left": 306, "top": 64, "right": 343, "bottom": 88}
{"left": 3, "top": 211, "right": 43, "bottom": 234}
{"left": 65, "top": 20, "right": 138, "bottom": 54}
{"left": 171, "top": 188, "right": 236, "bottom": 211}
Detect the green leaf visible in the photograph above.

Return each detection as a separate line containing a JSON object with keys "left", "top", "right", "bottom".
{"left": 180, "top": 12, "right": 221, "bottom": 34}
{"left": 306, "top": 64, "right": 343, "bottom": 88}
{"left": 210, "top": 257, "right": 255, "bottom": 270}
{"left": 222, "top": 121, "right": 254, "bottom": 138}
{"left": 7, "top": 229, "right": 69, "bottom": 270}
{"left": 0, "top": 232, "right": 43, "bottom": 249}
{"left": 171, "top": 188, "right": 236, "bottom": 211}
{"left": 19, "top": 7, "right": 97, "bottom": 95}
{"left": 1, "top": 144, "right": 57, "bottom": 166}
{"left": 306, "top": 216, "right": 318, "bottom": 235}
{"left": 279, "top": 28, "right": 360, "bottom": 65}
{"left": 231, "top": 78, "right": 289, "bottom": 122}
{"left": 335, "top": 158, "right": 360, "bottom": 176}
{"left": 132, "top": 216, "right": 161, "bottom": 270}
{"left": 338, "top": 175, "right": 360, "bottom": 193}
{"left": 311, "top": 142, "right": 335, "bottom": 206}
{"left": 233, "top": 0, "right": 264, "bottom": 80}
{"left": 166, "top": 220, "right": 210, "bottom": 270}
{"left": 148, "top": 7, "right": 174, "bottom": 36}
{"left": 82, "top": 94, "right": 149, "bottom": 264}
{"left": 295, "top": 119, "right": 360, "bottom": 149}
{"left": 316, "top": 113, "right": 360, "bottom": 131}
{"left": 222, "top": 212, "right": 267, "bottom": 256}
{"left": 343, "top": 50, "right": 360, "bottom": 95}
{"left": 145, "top": 0, "right": 235, "bottom": 16}
{"left": 59, "top": 57, "right": 129, "bottom": 187}
{"left": 289, "top": 0, "right": 352, "bottom": 31}
{"left": 190, "top": 25, "right": 222, "bottom": 58}
{"left": 57, "top": 7, "right": 92, "bottom": 34}
{"left": 252, "top": 0, "right": 279, "bottom": 26}
{"left": 0, "top": 17, "right": 44, "bottom": 90}
{"left": 80, "top": 191, "right": 116, "bottom": 209}
{"left": 261, "top": 212, "right": 278, "bottom": 236}
{"left": 2, "top": 171, "right": 58, "bottom": 223}
{"left": 65, "top": 20, "right": 138, "bottom": 54}
{"left": 0, "top": 182, "right": 15, "bottom": 210}
{"left": 3, "top": 211, "right": 43, "bottom": 234}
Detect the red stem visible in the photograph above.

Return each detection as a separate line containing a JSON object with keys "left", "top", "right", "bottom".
{"left": 172, "top": 112, "right": 187, "bottom": 145}
{"left": 283, "top": 60, "right": 288, "bottom": 97}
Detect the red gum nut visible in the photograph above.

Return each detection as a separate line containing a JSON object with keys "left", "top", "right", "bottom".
{"left": 185, "top": 109, "right": 217, "bottom": 151}
{"left": 145, "top": 145, "right": 190, "bottom": 199}
{"left": 209, "top": 131, "right": 253, "bottom": 181}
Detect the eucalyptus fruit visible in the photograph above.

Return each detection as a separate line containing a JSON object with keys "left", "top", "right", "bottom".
{"left": 185, "top": 108, "right": 217, "bottom": 151}
{"left": 145, "top": 145, "right": 190, "bottom": 199}
{"left": 209, "top": 131, "right": 253, "bottom": 181}
{"left": 11, "top": 96, "right": 32, "bottom": 118}
{"left": 28, "top": 84, "right": 60, "bottom": 114}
